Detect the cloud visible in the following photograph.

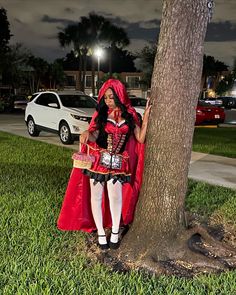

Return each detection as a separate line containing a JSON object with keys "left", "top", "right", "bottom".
{"left": 64, "top": 7, "right": 74, "bottom": 14}
{"left": 213, "top": 0, "right": 236, "bottom": 22}
{"left": 126, "top": 23, "right": 159, "bottom": 41}
{"left": 139, "top": 20, "right": 160, "bottom": 29}
{"left": 204, "top": 41, "right": 236, "bottom": 67}
{"left": 127, "top": 38, "right": 150, "bottom": 53}
{"left": 2, "top": 0, "right": 236, "bottom": 66}
{"left": 41, "top": 15, "right": 76, "bottom": 26}
{"left": 14, "top": 18, "right": 24, "bottom": 25}
{"left": 206, "top": 21, "right": 236, "bottom": 42}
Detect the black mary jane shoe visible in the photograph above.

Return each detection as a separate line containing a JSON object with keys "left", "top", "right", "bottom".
{"left": 98, "top": 235, "right": 109, "bottom": 250}
{"left": 109, "top": 232, "right": 120, "bottom": 250}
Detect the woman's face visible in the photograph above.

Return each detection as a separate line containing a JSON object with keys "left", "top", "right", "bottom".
{"left": 104, "top": 88, "right": 117, "bottom": 109}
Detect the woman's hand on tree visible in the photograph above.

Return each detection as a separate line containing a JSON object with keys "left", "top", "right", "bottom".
{"left": 143, "top": 98, "right": 152, "bottom": 123}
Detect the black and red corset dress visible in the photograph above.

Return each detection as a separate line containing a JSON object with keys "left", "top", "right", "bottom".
{"left": 82, "top": 118, "right": 131, "bottom": 184}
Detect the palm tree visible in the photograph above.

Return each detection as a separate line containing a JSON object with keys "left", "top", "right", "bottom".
{"left": 80, "top": 13, "right": 108, "bottom": 94}
{"left": 58, "top": 14, "right": 108, "bottom": 93}
{"left": 58, "top": 23, "right": 85, "bottom": 91}
{"left": 58, "top": 14, "right": 130, "bottom": 92}
{"left": 102, "top": 24, "right": 130, "bottom": 76}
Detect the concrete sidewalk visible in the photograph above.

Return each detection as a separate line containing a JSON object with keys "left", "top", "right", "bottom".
{"left": 0, "top": 113, "right": 236, "bottom": 190}
{"left": 189, "top": 152, "right": 236, "bottom": 189}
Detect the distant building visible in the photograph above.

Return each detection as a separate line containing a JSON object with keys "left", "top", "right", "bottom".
{"left": 64, "top": 70, "right": 147, "bottom": 97}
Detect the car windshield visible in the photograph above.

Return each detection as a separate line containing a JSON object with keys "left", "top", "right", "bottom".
{"left": 59, "top": 95, "right": 97, "bottom": 108}
{"left": 198, "top": 100, "right": 213, "bottom": 106}
{"left": 130, "top": 98, "right": 147, "bottom": 107}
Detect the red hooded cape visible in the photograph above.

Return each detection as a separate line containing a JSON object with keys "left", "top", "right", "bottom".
{"left": 57, "top": 79, "right": 145, "bottom": 232}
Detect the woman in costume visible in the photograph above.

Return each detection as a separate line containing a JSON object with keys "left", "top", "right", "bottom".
{"left": 57, "top": 79, "right": 151, "bottom": 250}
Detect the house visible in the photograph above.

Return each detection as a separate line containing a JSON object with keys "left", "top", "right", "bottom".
{"left": 64, "top": 70, "right": 147, "bottom": 97}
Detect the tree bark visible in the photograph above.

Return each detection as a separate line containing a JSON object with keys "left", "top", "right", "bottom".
{"left": 119, "top": 0, "right": 209, "bottom": 262}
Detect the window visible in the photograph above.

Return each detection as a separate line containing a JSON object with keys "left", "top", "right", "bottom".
{"left": 85, "top": 75, "right": 92, "bottom": 88}
{"left": 35, "top": 93, "right": 59, "bottom": 108}
{"left": 130, "top": 98, "right": 147, "bottom": 107}
{"left": 29, "top": 94, "right": 38, "bottom": 102}
{"left": 126, "top": 76, "right": 140, "bottom": 89}
{"left": 66, "top": 75, "right": 76, "bottom": 87}
{"left": 59, "top": 95, "right": 97, "bottom": 108}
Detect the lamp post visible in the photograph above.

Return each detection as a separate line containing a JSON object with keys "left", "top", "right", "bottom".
{"left": 94, "top": 48, "right": 103, "bottom": 95}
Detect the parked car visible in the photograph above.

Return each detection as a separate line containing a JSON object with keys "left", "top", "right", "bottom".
{"left": 129, "top": 97, "right": 147, "bottom": 122}
{"left": 202, "top": 97, "right": 223, "bottom": 107}
{"left": 25, "top": 90, "right": 97, "bottom": 144}
{"left": 13, "top": 95, "right": 29, "bottom": 110}
{"left": 196, "top": 100, "right": 225, "bottom": 125}
{"left": 217, "top": 96, "right": 236, "bottom": 109}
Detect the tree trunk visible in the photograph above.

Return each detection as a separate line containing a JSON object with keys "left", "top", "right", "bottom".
{"left": 119, "top": 0, "right": 209, "bottom": 262}
{"left": 108, "top": 46, "right": 113, "bottom": 77}
{"left": 82, "top": 53, "right": 87, "bottom": 92}
{"left": 91, "top": 59, "right": 95, "bottom": 96}
{"left": 78, "top": 54, "right": 83, "bottom": 91}
{"left": 36, "top": 78, "right": 40, "bottom": 92}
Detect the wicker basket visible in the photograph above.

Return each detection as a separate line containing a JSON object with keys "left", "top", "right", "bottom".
{"left": 72, "top": 144, "right": 95, "bottom": 169}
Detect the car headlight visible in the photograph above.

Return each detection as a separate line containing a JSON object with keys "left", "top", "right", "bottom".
{"left": 71, "top": 114, "right": 90, "bottom": 121}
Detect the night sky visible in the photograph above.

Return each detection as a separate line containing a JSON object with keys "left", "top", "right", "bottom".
{"left": 2, "top": 0, "right": 236, "bottom": 67}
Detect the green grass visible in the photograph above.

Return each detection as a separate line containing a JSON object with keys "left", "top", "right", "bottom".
{"left": 0, "top": 131, "right": 236, "bottom": 294}
{"left": 193, "top": 127, "right": 236, "bottom": 158}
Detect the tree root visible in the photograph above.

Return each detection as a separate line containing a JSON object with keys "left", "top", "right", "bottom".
{"left": 83, "top": 223, "right": 236, "bottom": 277}
{"left": 186, "top": 225, "right": 236, "bottom": 268}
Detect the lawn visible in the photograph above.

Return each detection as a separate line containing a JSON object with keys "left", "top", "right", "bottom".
{"left": 193, "top": 127, "right": 236, "bottom": 158}
{"left": 0, "top": 131, "right": 236, "bottom": 294}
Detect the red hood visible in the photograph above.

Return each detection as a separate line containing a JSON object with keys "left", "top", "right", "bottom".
{"left": 88, "top": 79, "right": 141, "bottom": 131}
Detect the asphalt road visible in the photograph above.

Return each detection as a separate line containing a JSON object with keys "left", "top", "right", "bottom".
{"left": 224, "top": 109, "right": 236, "bottom": 123}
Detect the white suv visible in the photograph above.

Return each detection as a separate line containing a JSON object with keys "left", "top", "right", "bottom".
{"left": 25, "top": 90, "right": 97, "bottom": 144}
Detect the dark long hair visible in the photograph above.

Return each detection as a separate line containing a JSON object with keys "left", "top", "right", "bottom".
{"left": 95, "top": 88, "right": 135, "bottom": 145}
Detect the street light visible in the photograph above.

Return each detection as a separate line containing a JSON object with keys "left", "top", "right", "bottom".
{"left": 94, "top": 48, "right": 103, "bottom": 94}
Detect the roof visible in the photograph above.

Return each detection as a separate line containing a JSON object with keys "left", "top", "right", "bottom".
{"left": 34, "top": 90, "right": 85, "bottom": 95}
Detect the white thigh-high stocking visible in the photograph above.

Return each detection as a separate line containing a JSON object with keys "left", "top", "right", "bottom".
{"left": 107, "top": 180, "right": 122, "bottom": 243}
{"left": 90, "top": 180, "right": 107, "bottom": 245}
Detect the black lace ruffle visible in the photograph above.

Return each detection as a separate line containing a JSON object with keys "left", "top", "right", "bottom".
{"left": 82, "top": 169, "right": 131, "bottom": 185}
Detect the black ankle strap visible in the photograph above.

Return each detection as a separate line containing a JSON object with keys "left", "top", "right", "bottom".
{"left": 111, "top": 232, "right": 119, "bottom": 235}
{"left": 98, "top": 234, "right": 106, "bottom": 237}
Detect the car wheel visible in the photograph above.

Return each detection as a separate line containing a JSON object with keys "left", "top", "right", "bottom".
{"left": 27, "top": 117, "right": 40, "bottom": 137}
{"left": 59, "top": 122, "right": 74, "bottom": 144}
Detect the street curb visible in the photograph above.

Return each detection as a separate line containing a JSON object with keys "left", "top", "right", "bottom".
{"left": 218, "top": 123, "right": 236, "bottom": 128}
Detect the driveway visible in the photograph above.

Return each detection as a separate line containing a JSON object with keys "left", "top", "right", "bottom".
{"left": 0, "top": 113, "right": 78, "bottom": 150}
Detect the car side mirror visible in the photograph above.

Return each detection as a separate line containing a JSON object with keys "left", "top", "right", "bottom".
{"left": 48, "top": 103, "right": 59, "bottom": 108}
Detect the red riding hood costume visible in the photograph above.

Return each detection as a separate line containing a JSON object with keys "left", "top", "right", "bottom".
{"left": 57, "top": 79, "right": 145, "bottom": 232}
